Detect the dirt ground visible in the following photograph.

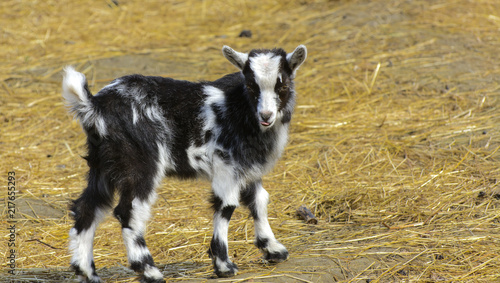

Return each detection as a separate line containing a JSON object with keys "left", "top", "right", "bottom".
{"left": 2, "top": 0, "right": 500, "bottom": 282}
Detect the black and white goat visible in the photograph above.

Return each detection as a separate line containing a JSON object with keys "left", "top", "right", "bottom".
{"left": 63, "top": 45, "right": 307, "bottom": 283}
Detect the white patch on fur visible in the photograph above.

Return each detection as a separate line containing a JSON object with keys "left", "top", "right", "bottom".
{"left": 144, "top": 265, "right": 164, "bottom": 279}
{"left": 201, "top": 85, "right": 226, "bottom": 135}
{"left": 144, "top": 105, "right": 163, "bottom": 122}
{"left": 69, "top": 208, "right": 108, "bottom": 279}
{"left": 155, "top": 143, "right": 174, "bottom": 185}
{"left": 187, "top": 144, "right": 211, "bottom": 175}
{"left": 254, "top": 185, "right": 270, "bottom": 217}
{"left": 270, "top": 124, "right": 289, "bottom": 164}
{"left": 211, "top": 159, "right": 240, "bottom": 207}
{"left": 131, "top": 101, "right": 163, "bottom": 125}
{"left": 198, "top": 85, "right": 227, "bottom": 177}
{"left": 204, "top": 85, "right": 226, "bottom": 108}
{"left": 92, "top": 115, "right": 108, "bottom": 137}
{"left": 249, "top": 54, "right": 282, "bottom": 127}
{"left": 132, "top": 105, "right": 139, "bottom": 124}
{"left": 100, "top": 78, "right": 123, "bottom": 92}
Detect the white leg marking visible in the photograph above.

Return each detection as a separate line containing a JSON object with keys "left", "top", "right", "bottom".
{"left": 253, "top": 187, "right": 275, "bottom": 240}
{"left": 213, "top": 215, "right": 230, "bottom": 243}
{"left": 122, "top": 228, "right": 152, "bottom": 263}
{"left": 69, "top": 208, "right": 107, "bottom": 279}
{"left": 144, "top": 265, "right": 164, "bottom": 279}
{"left": 253, "top": 185, "right": 287, "bottom": 254}
{"left": 122, "top": 196, "right": 160, "bottom": 266}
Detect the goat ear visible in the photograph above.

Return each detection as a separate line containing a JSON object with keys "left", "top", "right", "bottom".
{"left": 222, "top": 46, "right": 248, "bottom": 70}
{"left": 286, "top": 45, "right": 307, "bottom": 73}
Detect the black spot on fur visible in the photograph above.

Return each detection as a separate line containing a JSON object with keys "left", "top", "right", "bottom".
{"left": 91, "top": 261, "right": 97, "bottom": 276}
{"left": 136, "top": 236, "right": 147, "bottom": 248}
{"left": 220, "top": 205, "right": 236, "bottom": 221}
{"left": 113, "top": 196, "right": 133, "bottom": 229}
{"left": 240, "top": 183, "right": 259, "bottom": 219}
{"left": 130, "top": 254, "right": 155, "bottom": 272}
{"left": 281, "top": 110, "right": 292, "bottom": 124}
{"left": 210, "top": 193, "right": 223, "bottom": 212}
{"left": 71, "top": 263, "right": 83, "bottom": 275}
{"left": 208, "top": 236, "right": 228, "bottom": 261}
{"left": 255, "top": 237, "right": 269, "bottom": 250}
{"left": 204, "top": 130, "right": 213, "bottom": 143}
{"left": 215, "top": 149, "right": 231, "bottom": 164}
{"left": 256, "top": 237, "right": 289, "bottom": 263}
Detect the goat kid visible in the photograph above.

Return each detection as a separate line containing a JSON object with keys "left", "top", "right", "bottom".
{"left": 63, "top": 45, "right": 307, "bottom": 282}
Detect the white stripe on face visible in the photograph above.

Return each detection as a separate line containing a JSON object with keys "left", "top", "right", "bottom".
{"left": 249, "top": 53, "right": 282, "bottom": 128}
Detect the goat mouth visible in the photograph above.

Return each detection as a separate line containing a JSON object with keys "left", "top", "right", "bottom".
{"left": 260, "top": 121, "right": 272, "bottom": 127}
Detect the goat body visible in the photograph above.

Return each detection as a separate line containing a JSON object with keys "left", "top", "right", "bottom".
{"left": 63, "top": 45, "right": 306, "bottom": 282}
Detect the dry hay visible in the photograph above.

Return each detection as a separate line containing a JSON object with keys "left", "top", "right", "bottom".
{"left": 1, "top": 0, "right": 500, "bottom": 282}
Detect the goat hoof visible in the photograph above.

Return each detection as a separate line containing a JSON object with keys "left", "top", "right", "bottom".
{"left": 77, "top": 275, "right": 103, "bottom": 283}
{"left": 215, "top": 262, "right": 238, "bottom": 278}
{"left": 264, "top": 249, "right": 289, "bottom": 263}
{"left": 139, "top": 277, "right": 166, "bottom": 283}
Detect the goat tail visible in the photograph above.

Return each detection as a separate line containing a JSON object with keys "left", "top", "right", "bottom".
{"left": 62, "top": 66, "right": 93, "bottom": 111}
{"left": 62, "top": 66, "right": 107, "bottom": 136}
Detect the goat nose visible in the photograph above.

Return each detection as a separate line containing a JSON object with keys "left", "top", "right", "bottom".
{"left": 260, "top": 111, "right": 273, "bottom": 122}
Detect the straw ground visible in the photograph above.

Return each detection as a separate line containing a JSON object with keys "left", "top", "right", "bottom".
{"left": 1, "top": 0, "right": 500, "bottom": 281}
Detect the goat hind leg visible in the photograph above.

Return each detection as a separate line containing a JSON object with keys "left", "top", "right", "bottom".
{"left": 69, "top": 178, "right": 110, "bottom": 283}
{"left": 114, "top": 191, "right": 165, "bottom": 283}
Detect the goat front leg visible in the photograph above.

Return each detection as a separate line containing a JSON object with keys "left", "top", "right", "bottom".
{"left": 208, "top": 168, "right": 240, "bottom": 277}
{"left": 241, "top": 182, "right": 289, "bottom": 263}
